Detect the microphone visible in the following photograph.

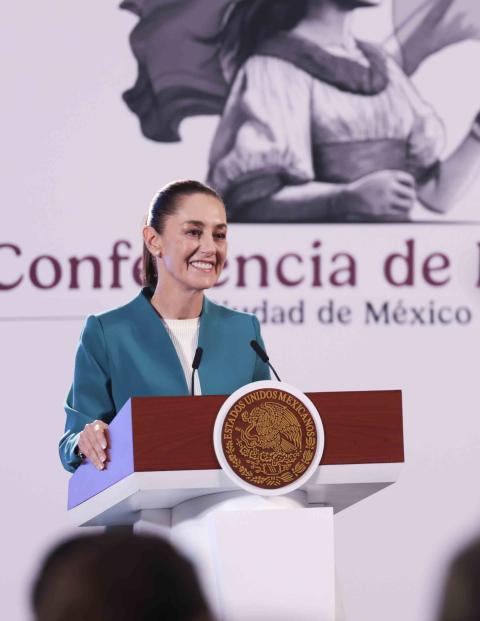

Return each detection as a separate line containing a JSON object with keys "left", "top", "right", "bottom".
{"left": 250, "top": 340, "right": 281, "bottom": 381}
{"left": 191, "top": 347, "right": 203, "bottom": 396}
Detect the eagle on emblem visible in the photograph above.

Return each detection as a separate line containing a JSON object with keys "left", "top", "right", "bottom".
{"left": 241, "top": 402, "right": 302, "bottom": 454}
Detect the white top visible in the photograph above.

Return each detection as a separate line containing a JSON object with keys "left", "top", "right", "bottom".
{"left": 162, "top": 317, "right": 201, "bottom": 395}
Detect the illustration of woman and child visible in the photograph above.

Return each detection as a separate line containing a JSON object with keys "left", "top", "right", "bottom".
{"left": 122, "top": 0, "right": 480, "bottom": 223}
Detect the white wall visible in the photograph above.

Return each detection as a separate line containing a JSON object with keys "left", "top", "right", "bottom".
{"left": 1, "top": 2, "right": 480, "bottom": 620}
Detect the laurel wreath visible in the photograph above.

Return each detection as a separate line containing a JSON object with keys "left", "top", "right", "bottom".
{"left": 224, "top": 433, "right": 317, "bottom": 489}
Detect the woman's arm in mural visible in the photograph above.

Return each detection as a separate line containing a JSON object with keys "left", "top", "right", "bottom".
{"left": 235, "top": 170, "right": 417, "bottom": 222}
{"left": 417, "top": 118, "right": 480, "bottom": 213}
{"left": 235, "top": 181, "right": 340, "bottom": 222}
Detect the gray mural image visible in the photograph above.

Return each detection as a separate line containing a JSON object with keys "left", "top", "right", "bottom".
{"left": 122, "top": 0, "right": 480, "bottom": 222}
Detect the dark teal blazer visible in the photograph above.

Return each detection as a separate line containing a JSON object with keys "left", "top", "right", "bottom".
{"left": 60, "top": 289, "right": 270, "bottom": 472}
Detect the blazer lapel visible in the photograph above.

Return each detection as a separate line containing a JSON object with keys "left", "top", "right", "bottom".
{"left": 198, "top": 296, "right": 223, "bottom": 394}
{"left": 136, "top": 289, "right": 189, "bottom": 395}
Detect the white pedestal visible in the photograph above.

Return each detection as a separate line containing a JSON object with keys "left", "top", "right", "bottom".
{"left": 135, "top": 491, "right": 336, "bottom": 621}
{"left": 70, "top": 463, "right": 402, "bottom": 621}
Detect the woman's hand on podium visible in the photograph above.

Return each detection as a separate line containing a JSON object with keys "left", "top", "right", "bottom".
{"left": 78, "top": 420, "right": 109, "bottom": 470}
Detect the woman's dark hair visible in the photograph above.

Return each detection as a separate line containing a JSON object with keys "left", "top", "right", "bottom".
{"left": 143, "top": 179, "right": 223, "bottom": 289}
{"left": 32, "top": 532, "right": 213, "bottom": 621}
{"left": 214, "top": 0, "right": 308, "bottom": 78}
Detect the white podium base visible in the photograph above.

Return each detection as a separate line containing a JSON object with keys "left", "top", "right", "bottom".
{"left": 134, "top": 491, "right": 338, "bottom": 621}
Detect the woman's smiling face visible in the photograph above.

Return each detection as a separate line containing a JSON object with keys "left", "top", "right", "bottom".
{"left": 151, "top": 192, "right": 228, "bottom": 292}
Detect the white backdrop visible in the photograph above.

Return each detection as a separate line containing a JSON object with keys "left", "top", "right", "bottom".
{"left": 1, "top": 2, "right": 480, "bottom": 620}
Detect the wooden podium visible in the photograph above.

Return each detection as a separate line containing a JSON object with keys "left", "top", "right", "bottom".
{"left": 68, "top": 390, "right": 403, "bottom": 621}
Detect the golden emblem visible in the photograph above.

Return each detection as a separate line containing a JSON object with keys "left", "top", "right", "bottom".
{"left": 221, "top": 387, "right": 318, "bottom": 490}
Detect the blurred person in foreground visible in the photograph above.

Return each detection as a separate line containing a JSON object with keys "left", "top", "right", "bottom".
{"left": 32, "top": 532, "right": 213, "bottom": 621}
{"left": 437, "top": 536, "right": 480, "bottom": 621}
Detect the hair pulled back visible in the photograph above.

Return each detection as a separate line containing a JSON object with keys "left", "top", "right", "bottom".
{"left": 143, "top": 179, "right": 223, "bottom": 289}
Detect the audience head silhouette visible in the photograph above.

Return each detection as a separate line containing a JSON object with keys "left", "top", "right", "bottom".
{"left": 438, "top": 536, "right": 480, "bottom": 621}
{"left": 32, "top": 532, "right": 213, "bottom": 621}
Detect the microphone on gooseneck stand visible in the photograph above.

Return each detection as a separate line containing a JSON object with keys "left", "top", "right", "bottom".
{"left": 191, "top": 347, "right": 203, "bottom": 396}
{"left": 250, "top": 340, "right": 281, "bottom": 381}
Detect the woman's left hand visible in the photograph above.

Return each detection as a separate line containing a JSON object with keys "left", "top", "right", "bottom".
{"left": 77, "top": 420, "right": 109, "bottom": 470}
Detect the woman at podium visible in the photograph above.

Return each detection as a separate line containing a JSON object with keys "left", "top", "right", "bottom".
{"left": 59, "top": 180, "right": 270, "bottom": 472}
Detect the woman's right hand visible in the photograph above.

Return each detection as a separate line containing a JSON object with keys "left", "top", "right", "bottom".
{"left": 343, "top": 170, "right": 417, "bottom": 219}
{"left": 77, "top": 420, "right": 109, "bottom": 470}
